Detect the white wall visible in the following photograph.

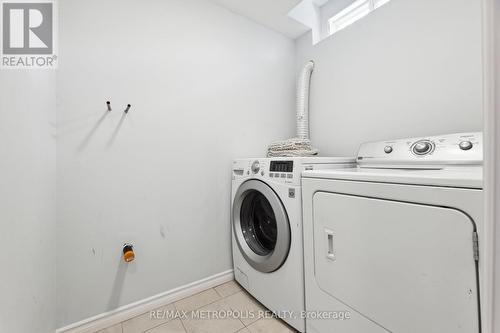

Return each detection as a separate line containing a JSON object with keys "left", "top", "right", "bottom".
{"left": 0, "top": 72, "right": 56, "bottom": 333}
{"left": 56, "top": 0, "right": 295, "bottom": 327}
{"left": 295, "top": 0, "right": 483, "bottom": 156}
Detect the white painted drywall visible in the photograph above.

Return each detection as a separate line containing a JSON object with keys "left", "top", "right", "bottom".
{"left": 295, "top": 0, "right": 483, "bottom": 156}
{"left": 209, "top": 0, "right": 306, "bottom": 38}
{"left": 56, "top": 0, "right": 295, "bottom": 327}
{"left": 0, "top": 72, "right": 56, "bottom": 333}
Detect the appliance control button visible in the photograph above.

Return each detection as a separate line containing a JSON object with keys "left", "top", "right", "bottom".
{"left": 251, "top": 161, "right": 260, "bottom": 174}
{"left": 459, "top": 141, "right": 473, "bottom": 151}
{"left": 261, "top": 171, "right": 265, "bottom": 176}
{"left": 287, "top": 174, "right": 293, "bottom": 179}
{"left": 384, "top": 146, "right": 393, "bottom": 154}
{"left": 269, "top": 173, "right": 274, "bottom": 178}
{"left": 280, "top": 173, "right": 286, "bottom": 178}
{"left": 412, "top": 140, "right": 433, "bottom": 155}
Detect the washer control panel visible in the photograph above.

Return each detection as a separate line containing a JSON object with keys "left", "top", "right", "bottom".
{"left": 357, "top": 132, "right": 482, "bottom": 168}
{"left": 233, "top": 159, "right": 297, "bottom": 184}
{"left": 233, "top": 158, "right": 355, "bottom": 184}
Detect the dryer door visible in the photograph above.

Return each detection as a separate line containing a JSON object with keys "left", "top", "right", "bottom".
{"left": 312, "top": 192, "right": 480, "bottom": 333}
{"left": 233, "top": 180, "right": 291, "bottom": 273}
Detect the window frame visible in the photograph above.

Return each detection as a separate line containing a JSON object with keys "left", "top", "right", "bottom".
{"left": 328, "top": 0, "right": 391, "bottom": 36}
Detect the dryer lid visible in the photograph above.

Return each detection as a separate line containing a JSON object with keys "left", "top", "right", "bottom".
{"left": 302, "top": 167, "right": 483, "bottom": 189}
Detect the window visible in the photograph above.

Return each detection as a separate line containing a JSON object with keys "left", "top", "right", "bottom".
{"left": 328, "top": 0, "right": 392, "bottom": 35}
{"left": 374, "top": 0, "right": 391, "bottom": 8}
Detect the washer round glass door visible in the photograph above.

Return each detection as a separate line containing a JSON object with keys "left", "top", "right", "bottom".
{"left": 233, "top": 180, "right": 291, "bottom": 273}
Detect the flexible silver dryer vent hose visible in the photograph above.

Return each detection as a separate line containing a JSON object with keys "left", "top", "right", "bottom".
{"left": 296, "top": 60, "right": 315, "bottom": 140}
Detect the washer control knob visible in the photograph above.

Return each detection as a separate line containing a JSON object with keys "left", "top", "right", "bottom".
{"left": 384, "top": 146, "right": 393, "bottom": 154}
{"left": 412, "top": 141, "right": 433, "bottom": 155}
{"left": 251, "top": 161, "right": 260, "bottom": 174}
{"left": 459, "top": 140, "right": 473, "bottom": 151}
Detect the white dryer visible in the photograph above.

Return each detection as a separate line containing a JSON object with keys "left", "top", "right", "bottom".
{"left": 301, "top": 132, "right": 483, "bottom": 333}
{"left": 231, "top": 157, "right": 354, "bottom": 332}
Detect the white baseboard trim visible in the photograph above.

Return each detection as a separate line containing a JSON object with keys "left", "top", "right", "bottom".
{"left": 56, "top": 269, "right": 234, "bottom": 333}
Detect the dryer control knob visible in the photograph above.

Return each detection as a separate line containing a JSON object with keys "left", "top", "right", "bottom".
{"left": 412, "top": 141, "right": 433, "bottom": 155}
{"left": 384, "top": 146, "right": 393, "bottom": 154}
{"left": 459, "top": 141, "right": 473, "bottom": 151}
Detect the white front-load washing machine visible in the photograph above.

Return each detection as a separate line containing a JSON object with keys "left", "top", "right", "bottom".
{"left": 231, "top": 157, "right": 354, "bottom": 332}
{"left": 301, "top": 132, "right": 484, "bottom": 333}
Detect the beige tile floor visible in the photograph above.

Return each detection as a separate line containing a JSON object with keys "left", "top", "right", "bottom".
{"left": 95, "top": 280, "right": 298, "bottom": 333}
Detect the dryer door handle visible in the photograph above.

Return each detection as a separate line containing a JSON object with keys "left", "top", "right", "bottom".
{"left": 325, "top": 229, "right": 335, "bottom": 261}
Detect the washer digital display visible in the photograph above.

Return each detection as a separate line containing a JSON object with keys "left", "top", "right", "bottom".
{"left": 270, "top": 161, "right": 293, "bottom": 173}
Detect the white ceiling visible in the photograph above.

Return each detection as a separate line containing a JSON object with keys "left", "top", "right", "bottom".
{"left": 208, "top": 0, "right": 310, "bottom": 39}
